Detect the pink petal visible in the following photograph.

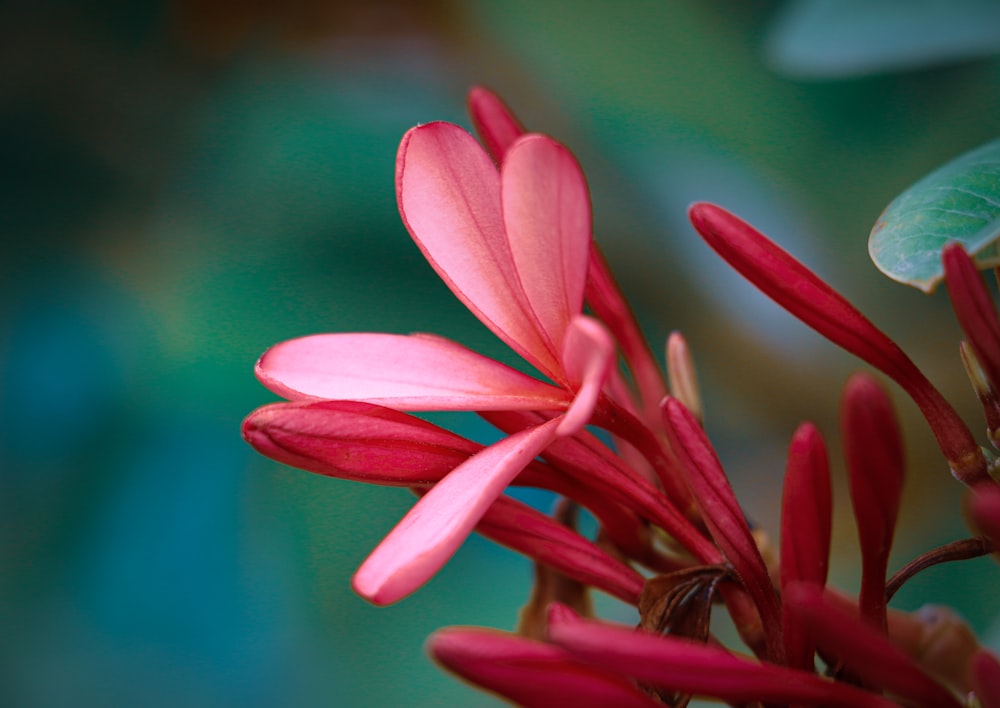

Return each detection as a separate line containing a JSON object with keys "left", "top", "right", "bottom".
{"left": 352, "top": 417, "right": 562, "bottom": 605}
{"left": 482, "top": 409, "right": 722, "bottom": 565}
{"left": 780, "top": 422, "right": 832, "bottom": 671}
{"left": 467, "top": 86, "right": 525, "bottom": 163}
{"left": 476, "top": 494, "right": 645, "bottom": 604}
{"left": 663, "top": 397, "right": 784, "bottom": 662}
{"left": 784, "top": 583, "right": 962, "bottom": 707}
{"left": 428, "top": 627, "right": 660, "bottom": 708}
{"left": 242, "top": 400, "right": 479, "bottom": 484}
{"left": 557, "top": 315, "right": 614, "bottom": 436}
{"left": 256, "top": 332, "right": 571, "bottom": 411}
{"left": 396, "top": 122, "right": 559, "bottom": 378}
{"left": 842, "top": 373, "right": 904, "bottom": 633}
{"left": 688, "top": 202, "right": 987, "bottom": 488}
{"left": 545, "top": 604, "right": 895, "bottom": 707}
{"left": 502, "top": 134, "right": 592, "bottom": 368}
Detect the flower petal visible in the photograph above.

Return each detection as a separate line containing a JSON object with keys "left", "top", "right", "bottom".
{"left": 502, "top": 134, "right": 592, "bottom": 368}
{"left": 467, "top": 86, "right": 525, "bottom": 163}
{"left": 256, "top": 332, "right": 571, "bottom": 411}
{"left": 483, "top": 408, "right": 721, "bottom": 565}
{"left": 352, "top": 417, "right": 562, "bottom": 605}
{"left": 557, "top": 315, "right": 615, "bottom": 436}
{"left": 545, "top": 603, "right": 895, "bottom": 707}
{"left": 428, "top": 627, "right": 661, "bottom": 708}
{"left": 396, "top": 122, "right": 559, "bottom": 377}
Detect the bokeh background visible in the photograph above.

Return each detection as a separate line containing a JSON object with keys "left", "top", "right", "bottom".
{"left": 4, "top": 0, "right": 1000, "bottom": 705}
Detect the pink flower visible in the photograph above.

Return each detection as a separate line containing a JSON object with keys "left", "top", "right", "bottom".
{"left": 248, "top": 115, "right": 620, "bottom": 604}
{"left": 246, "top": 89, "right": 1000, "bottom": 707}
{"left": 246, "top": 90, "right": 720, "bottom": 605}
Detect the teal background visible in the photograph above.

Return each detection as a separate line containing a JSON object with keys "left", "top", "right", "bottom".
{"left": 3, "top": 1, "right": 1000, "bottom": 705}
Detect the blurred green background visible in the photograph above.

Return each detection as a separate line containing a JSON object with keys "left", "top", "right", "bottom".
{"left": 4, "top": 1, "right": 1000, "bottom": 705}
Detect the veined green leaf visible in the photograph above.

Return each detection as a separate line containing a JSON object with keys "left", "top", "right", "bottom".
{"left": 869, "top": 137, "right": 1000, "bottom": 292}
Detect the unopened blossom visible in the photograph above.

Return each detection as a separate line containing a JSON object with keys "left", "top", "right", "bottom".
{"left": 688, "top": 202, "right": 990, "bottom": 488}
{"left": 842, "top": 373, "right": 904, "bottom": 633}
{"left": 779, "top": 421, "right": 831, "bottom": 671}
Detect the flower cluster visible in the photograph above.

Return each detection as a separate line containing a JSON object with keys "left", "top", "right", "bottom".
{"left": 244, "top": 88, "right": 1000, "bottom": 706}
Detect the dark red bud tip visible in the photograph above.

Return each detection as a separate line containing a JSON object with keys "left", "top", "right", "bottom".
{"left": 943, "top": 243, "right": 1000, "bottom": 396}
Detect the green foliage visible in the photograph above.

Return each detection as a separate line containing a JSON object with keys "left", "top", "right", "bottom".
{"left": 868, "top": 137, "right": 1000, "bottom": 292}
{"left": 768, "top": 0, "right": 1000, "bottom": 78}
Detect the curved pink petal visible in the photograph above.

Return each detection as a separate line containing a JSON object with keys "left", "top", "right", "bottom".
{"left": 502, "top": 134, "right": 592, "bottom": 369}
{"left": 352, "top": 417, "right": 562, "bottom": 605}
{"left": 396, "top": 122, "right": 558, "bottom": 378}
{"left": 256, "top": 333, "right": 571, "bottom": 411}
{"left": 429, "top": 627, "right": 661, "bottom": 708}
{"left": 467, "top": 86, "right": 525, "bottom": 163}
{"left": 545, "top": 604, "right": 895, "bottom": 708}
{"left": 558, "top": 316, "right": 615, "bottom": 436}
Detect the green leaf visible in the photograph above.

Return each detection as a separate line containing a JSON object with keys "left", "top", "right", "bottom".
{"left": 869, "top": 137, "right": 1000, "bottom": 293}
{"left": 767, "top": 0, "right": 1000, "bottom": 78}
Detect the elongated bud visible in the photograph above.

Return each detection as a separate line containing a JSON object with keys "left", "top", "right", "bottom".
{"left": 663, "top": 397, "right": 784, "bottom": 663}
{"left": 667, "top": 331, "right": 703, "bottom": 424}
{"left": 783, "top": 584, "right": 961, "bottom": 707}
{"left": 242, "top": 400, "right": 479, "bottom": 484}
{"left": 479, "top": 500, "right": 645, "bottom": 610}
{"left": 467, "top": 86, "right": 525, "bottom": 163}
{"left": 960, "top": 341, "right": 1000, "bottom": 448}
{"left": 428, "top": 626, "right": 660, "bottom": 708}
{"left": 688, "top": 202, "right": 988, "bottom": 487}
{"left": 546, "top": 601, "right": 898, "bottom": 707}
{"left": 944, "top": 243, "right": 1000, "bottom": 398}
{"left": 586, "top": 243, "right": 670, "bottom": 425}
{"left": 780, "top": 422, "right": 832, "bottom": 671}
{"left": 842, "top": 373, "right": 904, "bottom": 634}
